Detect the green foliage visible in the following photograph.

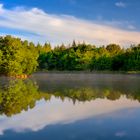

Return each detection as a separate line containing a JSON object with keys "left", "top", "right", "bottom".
{"left": 0, "top": 35, "right": 140, "bottom": 73}
{"left": 0, "top": 50, "right": 2, "bottom": 66}
{"left": 0, "top": 35, "right": 39, "bottom": 75}
{"left": 106, "top": 44, "right": 121, "bottom": 55}
{"left": 38, "top": 42, "right": 140, "bottom": 72}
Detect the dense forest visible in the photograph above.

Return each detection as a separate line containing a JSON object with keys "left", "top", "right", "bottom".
{"left": 0, "top": 35, "right": 140, "bottom": 76}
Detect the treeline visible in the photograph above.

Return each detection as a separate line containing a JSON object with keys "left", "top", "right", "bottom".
{"left": 38, "top": 41, "right": 140, "bottom": 71}
{"left": 0, "top": 35, "right": 140, "bottom": 76}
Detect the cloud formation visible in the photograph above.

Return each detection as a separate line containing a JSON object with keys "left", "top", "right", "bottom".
{"left": 115, "top": 2, "right": 126, "bottom": 8}
{"left": 0, "top": 3, "right": 140, "bottom": 46}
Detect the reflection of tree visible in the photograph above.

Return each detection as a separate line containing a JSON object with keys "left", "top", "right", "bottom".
{"left": 0, "top": 79, "right": 140, "bottom": 117}
{"left": 0, "top": 79, "right": 51, "bottom": 117}
{"left": 47, "top": 88, "right": 122, "bottom": 104}
{"left": 45, "top": 87, "right": 140, "bottom": 104}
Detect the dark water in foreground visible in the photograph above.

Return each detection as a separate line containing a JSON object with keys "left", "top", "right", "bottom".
{"left": 0, "top": 73, "right": 140, "bottom": 140}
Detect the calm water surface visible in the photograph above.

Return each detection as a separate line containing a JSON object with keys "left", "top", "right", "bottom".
{"left": 0, "top": 73, "right": 140, "bottom": 140}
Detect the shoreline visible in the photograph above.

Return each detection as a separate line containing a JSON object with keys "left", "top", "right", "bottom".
{"left": 34, "top": 70, "right": 140, "bottom": 74}
{"left": 0, "top": 74, "right": 29, "bottom": 79}
{"left": 0, "top": 71, "right": 140, "bottom": 78}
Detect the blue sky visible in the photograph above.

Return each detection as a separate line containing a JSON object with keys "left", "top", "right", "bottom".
{"left": 0, "top": 0, "right": 140, "bottom": 46}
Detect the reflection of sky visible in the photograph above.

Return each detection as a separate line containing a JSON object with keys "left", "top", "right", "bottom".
{"left": 0, "top": 96, "right": 140, "bottom": 136}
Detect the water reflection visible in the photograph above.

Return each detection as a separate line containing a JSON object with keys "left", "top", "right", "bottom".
{"left": 0, "top": 75, "right": 140, "bottom": 117}
{"left": 0, "top": 97, "right": 140, "bottom": 136}
{"left": 0, "top": 73, "right": 140, "bottom": 139}
{"left": 0, "top": 79, "right": 51, "bottom": 116}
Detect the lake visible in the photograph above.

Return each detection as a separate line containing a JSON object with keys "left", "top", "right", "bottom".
{"left": 0, "top": 73, "right": 140, "bottom": 140}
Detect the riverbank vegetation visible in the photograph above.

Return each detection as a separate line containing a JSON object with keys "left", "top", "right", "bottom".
{"left": 0, "top": 35, "right": 140, "bottom": 76}
{"left": 0, "top": 35, "right": 38, "bottom": 76}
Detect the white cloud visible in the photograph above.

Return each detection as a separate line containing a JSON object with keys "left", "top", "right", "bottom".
{"left": 0, "top": 3, "right": 140, "bottom": 46}
{"left": 115, "top": 2, "right": 126, "bottom": 8}
{"left": 0, "top": 3, "right": 4, "bottom": 14}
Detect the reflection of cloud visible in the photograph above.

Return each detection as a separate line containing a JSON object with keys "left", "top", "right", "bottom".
{"left": 0, "top": 96, "right": 140, "bottom": 135}
{"left": 115, "top": 131, "right": 127, "bottom": 137}
{"left": 0, "top": 3, "right": 140, "bottom": 46}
